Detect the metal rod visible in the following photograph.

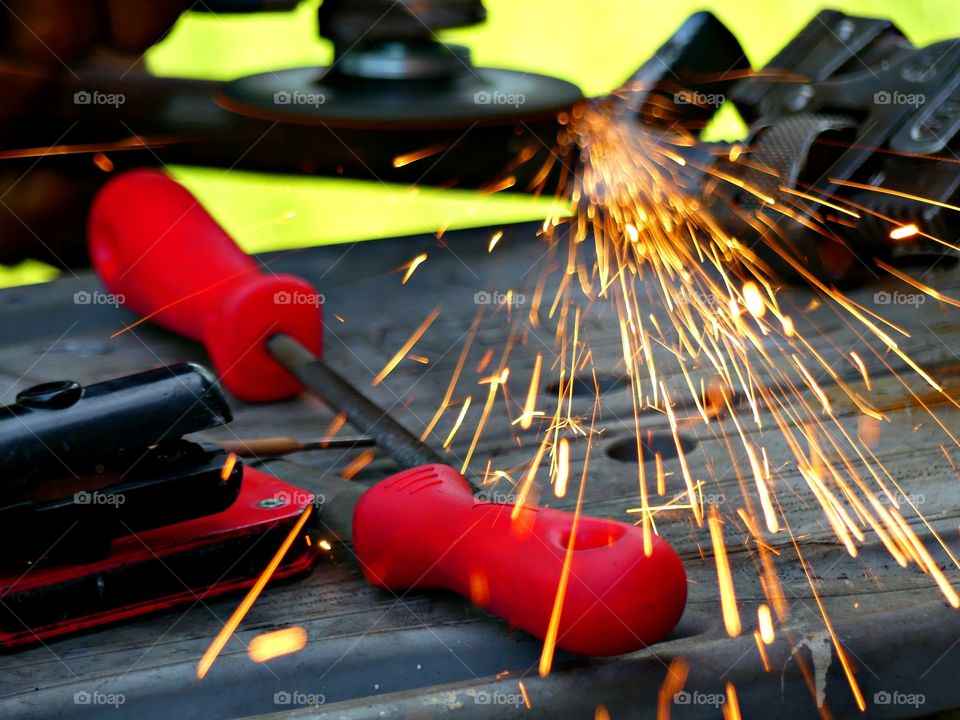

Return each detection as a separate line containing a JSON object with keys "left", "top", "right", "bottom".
{"left": 267, "top": 334, "right": 450, "bottom": 473}
{"left": 217, "top": 435, "right": 375, "bottom": 458}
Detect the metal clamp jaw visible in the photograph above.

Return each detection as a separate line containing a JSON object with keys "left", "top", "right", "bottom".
{"left": 0, "top": 363, "right": 243, "bottom": 565}
{"left": 627, "top": 10, "right": 960, "bottom": 283}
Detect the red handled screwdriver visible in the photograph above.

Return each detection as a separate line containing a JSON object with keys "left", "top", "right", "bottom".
{"left": 87, "top": 170, "right": 686, "bottom": 656}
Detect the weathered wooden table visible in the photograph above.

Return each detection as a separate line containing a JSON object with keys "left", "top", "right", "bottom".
{"left": 1, "top": 223, "right": 960, "bottom": 719}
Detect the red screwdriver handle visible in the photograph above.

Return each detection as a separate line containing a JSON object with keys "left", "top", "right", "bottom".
{"left": 353, "top": 465, "right": 687, "bottom": 656}
{"left": 88, "top": 169, "right": 323, "bottom": 402}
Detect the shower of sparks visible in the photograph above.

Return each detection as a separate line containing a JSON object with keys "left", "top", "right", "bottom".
{"left": 143, "top": 69, "right": 960, "bottom": 714}
{"left": 382, "top": 88, "right": 960, "bottom": 713}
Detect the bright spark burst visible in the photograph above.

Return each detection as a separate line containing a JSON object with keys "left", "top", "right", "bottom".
{"left": 388, "top": 91, "right": 960, "bottom": 711}
{"left": 198, "top": 76, "right": 960, "bottom": 713}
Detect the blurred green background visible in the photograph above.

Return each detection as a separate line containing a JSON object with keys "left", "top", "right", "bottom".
{"left": 3, "top": 0, "right": 960, "bottom": 288}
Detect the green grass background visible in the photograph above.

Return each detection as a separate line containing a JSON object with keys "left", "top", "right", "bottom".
{"left": 2, "top": 0, "right": 959, "bottom": 287}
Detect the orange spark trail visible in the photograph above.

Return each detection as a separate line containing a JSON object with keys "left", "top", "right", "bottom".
{"left": 220, "top": 452, "right": 238, "bottom": 481}
{"left": 554, "top": 438, "right": 570, "bottom": 498}
{"left": 657, "top": 658, "right": 690, "bottom": 720}
{"left": 709, "top": 507, "right": 741, "bottom": 637}
{"left": 421, "top": 313, "right": 481, "bottom": 441}
{"left": 320, "top": 413, "right": 347, "bottom": 446}
{"left": 341, "top": 449, "right": 375, "bottom": 479}
{"left": 197, "top": 503, "right": 314, "bottom": 678}
{"left": 518, "top": 353, "right": 543, "bottom": 430}
{"left": 372, "top": 307, "right": 440, "bottom": 385}
{"left": 889, "top": 224, "right": 919, "bottom": 240}
{"left": 540, "top": 403, "right": 596, "bottom": 676}
{"left": 401, "top": 253, "right": 428, "bottom": 284}
{"left": 723, "top": 683, "right": 742, "bottom": 720}
{"left": 392, "top": 141, "right": 450, "bottom": 168}
{"left": 443, "top": 397, "right": 472, "bottom": 449}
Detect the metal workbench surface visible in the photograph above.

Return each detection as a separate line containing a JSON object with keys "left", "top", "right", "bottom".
{"left": 1, "top": 222, "right": 960, "bottom": 719}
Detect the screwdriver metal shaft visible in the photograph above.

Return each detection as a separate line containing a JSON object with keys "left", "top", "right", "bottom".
{"left": 267, "top": 334, "right": 457, "bottom": 475}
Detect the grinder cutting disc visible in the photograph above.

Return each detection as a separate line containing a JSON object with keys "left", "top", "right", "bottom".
{"left": 218, "top": 60, "right": 583, "bottom": 129}
{"left": 214, "top": 40, "right": 582, "bottom": 189}
{"left": 219, "top": 0, "right": 580, "bottom": 128}
{"left": 202, "top": 0, "right": 584, "bottom": 188}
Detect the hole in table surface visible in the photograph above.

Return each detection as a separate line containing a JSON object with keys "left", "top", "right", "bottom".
{"left": 544, "top": 372, "right": 629, "bottom": 397}
{"left": 606, "top": 431, "right": 698, "bottom": 464}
